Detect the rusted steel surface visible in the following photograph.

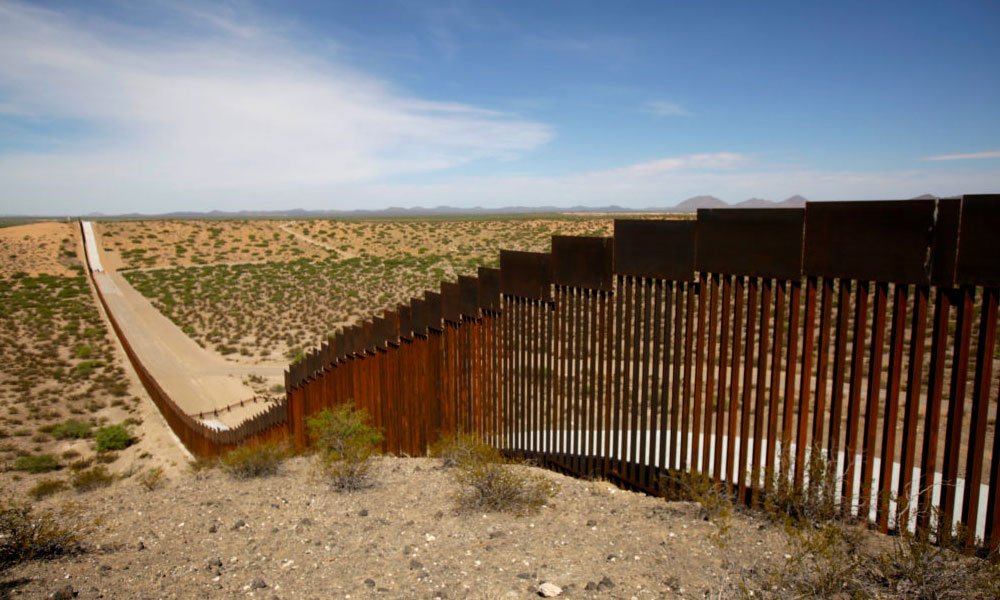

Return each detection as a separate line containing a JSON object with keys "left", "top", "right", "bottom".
{"left": 614, "top": 219, "right": 695, "bottom": 281}
{"left": 696, "top": 208, "right": 804, "bottom": 279}
{"left": 803, "top": 199, "right": 936, "bottom": 284}
{"left": 954, "top": 194, "right": 1000, "bottom": 286}
{"left": 552, "top": 236, "right": 614, "bottom": 291}
{"left": 274, "top": 197, "right": 999, "bottom": 549}
{"left": 500, "top": 250, "right": 552, "bottom": 300}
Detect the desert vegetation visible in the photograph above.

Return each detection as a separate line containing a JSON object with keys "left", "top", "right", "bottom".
{"left": 0, "top": 223, "right": 166, "bottom": 505}
{"left": 120, "top": 217, "right": 617, "bottom": 361}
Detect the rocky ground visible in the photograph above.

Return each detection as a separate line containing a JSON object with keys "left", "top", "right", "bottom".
{"left": 4, "top": 455, "right": 793, "bottom": 600}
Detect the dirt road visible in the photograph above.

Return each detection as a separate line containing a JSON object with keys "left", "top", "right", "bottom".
{"left": 84, "top": 222, "right": 286, "bottom": 427}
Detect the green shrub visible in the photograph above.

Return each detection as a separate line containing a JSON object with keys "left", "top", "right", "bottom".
{"left": 29, "top": 479, "right": 68, "bottom": 500}
{"left": 14, "top": 454, "right": 60, "bottom": 474}
{"left": 307, "top": 404, "right": 383, "bottom": 491}
{"left": 94, "top": 423, "right": 133, "bottom": 452}
{"left": 0, "top": 501, "right": 82, "bottom": 572}
{"left": 435, "top": 432, "right": 556, "bottom": 515}
{"left": 430, "top": 432, "right": 502, "bottom": 469}
{"left": 453, "top": 460, "right": 556, "bottom": 515}
{"left": 220, "top": 442, "right": 286, "bottom": 480}
{"left": 51, "top": 419, "right": 92, "bottom": 440}
{"left": 71, "top": 466, "right": 115, "bottom": 492}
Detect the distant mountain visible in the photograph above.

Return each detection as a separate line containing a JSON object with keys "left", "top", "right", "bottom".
{"left": 910, "top": 194, "right": 937, "bottom": 200}
{"left": 779, "top": 195, "right": 808, "bottom": 207}
{"left": 734, "top": 197, "right": 774, "bottom": 208}
{"left": 12, "top": 194, "right": 815, "bottom": 219}
{"left": 672, "top": 195, "right": 727, "bottom": 212}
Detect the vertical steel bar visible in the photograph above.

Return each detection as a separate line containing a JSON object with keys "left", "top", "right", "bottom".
{"left": 713, "top": 274, "right": 732, "bottom": 484}
{"left": 918, "top": 288, "right": 951, "bottom": 532}
{"left": 828, "top": 281, "right": 852, "bottom": 499}
{"left": 738, "top": 276, "right": 758, "bottom": 503}
{"left": 860, "top": 281, "right": 889, "bottom": 521}
{"left": 765, "top": 280, "right": 786, "bottom": 496}
{"left": 963, "top": 287, "right": 998, "bottom": 545}
{"left": 843, "top": 280, "right": 870, "bottom": 516}
{"left": 878, "top": 284, "right": 909, "bottom": 532}
{"left": 726, "top": 276, "right": 745, "bottom": 489}
{"left": 750, "top": 278, "right": 772, "bottom": 506}
{"left": 682, "top": 281, "right": 697, "bottom": 475}
{"left": 671, "top": 281, "right": 685, "bottom": 474}
{"left": 781, "top": 281, "right": 802, "bottom": 486}
{"left": 703, "top": 274, "right": 720, "bottom": 476}
{"left": 940, "top": 286, "right": 974, "bottom": 540}
{"left": 898, "top": 286, "right": 928, "bottom": 528}
{"left": 795, "top": 276, "right": 818, "bottom": 488}
{"left": 647, "top": 280, "right": 664, "bottom": 481}
{"left": 692, "top": 276, "right": 708, "bottom": 474}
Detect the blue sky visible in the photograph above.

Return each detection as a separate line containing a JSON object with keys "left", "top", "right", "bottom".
{"left": 1, "top": 0, "right": 999, "bottom": 215}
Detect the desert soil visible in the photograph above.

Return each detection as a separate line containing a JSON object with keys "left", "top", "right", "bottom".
{"left": 5, "top": 455, "right": 793, "bottom": 600}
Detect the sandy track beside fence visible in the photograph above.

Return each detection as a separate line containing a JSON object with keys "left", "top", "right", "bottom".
{"left": 88, "top": 224, "right": 285, "bottom": 427}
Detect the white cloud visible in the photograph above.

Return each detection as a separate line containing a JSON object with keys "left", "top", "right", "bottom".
{"left": 645, "top": 101, "right": 692, "bottom": 117}
{"left": 922, "top": 150, "right": 1000, "bottom": 161}
{"left": 0, "top": 1, "right": 552, "bottom": 212}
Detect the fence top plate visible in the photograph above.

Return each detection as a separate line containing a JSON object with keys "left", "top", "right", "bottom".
{"left": 409, "top": 298, "right": 428, "bottom": 336}
{"left": 477, "top": 267, "right": 501, "bottom": 312}
{"left": 458, "top": 275, "right": 479, "bottom": 318}
{"left": 422, "top": 291, "right": 444, "bottom": 332}
{"left": 696, "top": 208, "right": 804, "bottom": 280}
{"left": 397, "top": 304, "right": 414, "bottom": 340}
{"left": 552, "top": 236, "right": 613, "bottom": 290}
{"left": 955, "top": 194, "right": 1000, "bottom": 286}
{"left": 803, "top": 200, "right": 934, "bottom": 283}
{"left": 614, "top": 219, "right": 695, "bottom": 281}
{"left": 500, "top": 250, "right": 552, "bottom": 300}
{"left": 441, "top": 281, "right": 462, "bottom": 323}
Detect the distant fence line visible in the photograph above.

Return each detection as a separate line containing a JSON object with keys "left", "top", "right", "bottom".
{"left": 80, "top": 222, "right": 288, "bottom": 457}
{"left": 286, "top": 195, "right": 1000, "bottom": 550}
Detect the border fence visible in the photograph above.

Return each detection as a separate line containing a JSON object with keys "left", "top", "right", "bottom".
{"left": 81, "top": 222, "right": 290, "bottom": 457}
{"left": 285, "top": 195, "right": 1000, "bottom": 550}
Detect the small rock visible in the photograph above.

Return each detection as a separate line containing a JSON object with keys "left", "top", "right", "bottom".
{"left": 99, "top": 564, "right": 111, "bottom": 572}
{"left": 358, "top": 509, "right": 369, "bottom": 517}
{"left": 586, "top": 519, "right": 597, "bottom": 527}
{"left": 537, "top": 582, "right": 562, "bottom": 597}
{"left": 488, "top": 531, "right": 505, "bottom": 539}
{"left": 232, "top": 519, "right": 246, "bottom": 530}
{"left": 364, "top": 578, "right": 375, "bottom": 588}
{"left": 136, "top": 541, "right": 145, "bottom": 551}
{"left": 50, "top": 585, "right": 76, "bottom": 600}
{"left": 584, "top": 581, "right": 597, "bottom": 591}
{"left": 598, "top": 576, "right": 615, "bottom": 591}
{"left": 208, "top": 558, "right": 223, "bottom": 568}
{"left": 431, "top": 591, "right": 447, "bottom": 599}
{"left": 299, "top": 517, "right": 314, "bottom": 527}
{"left": 409, "top": 559, "right": 424, "bottom": 570}
{"left": 208, "top": 524, "right": 218, "bottom": 533}
{"left": 403, "top": 545, "right": 413, "bottom": 555}
{"left": 250, "top": 578, "right": 267, "bottom": 590}
{"left": 434, "top": 511, "right": 444, "bottom": 519}
{"left": 517, "top": 572, "right": 532, "bottom": 580}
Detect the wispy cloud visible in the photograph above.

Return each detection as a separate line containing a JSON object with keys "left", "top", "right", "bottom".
{"left": 0, "top": 1, "right": 552, "bottom": 212}
{"left": 922, "top": 150, "right": 1000, "bottom": 161}
{"left": 645, "top": 100, "right": 692, "bottom": 117}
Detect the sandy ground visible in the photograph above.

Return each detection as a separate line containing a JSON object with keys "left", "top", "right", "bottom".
{"left": 4, "top": 456, "right": 793, "bottom": 600}
{"left": 86, "top": 224, "right": 285, "bottom": 427}
{"left": 0, "top": 221, "right": 79, "bottom": 277}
